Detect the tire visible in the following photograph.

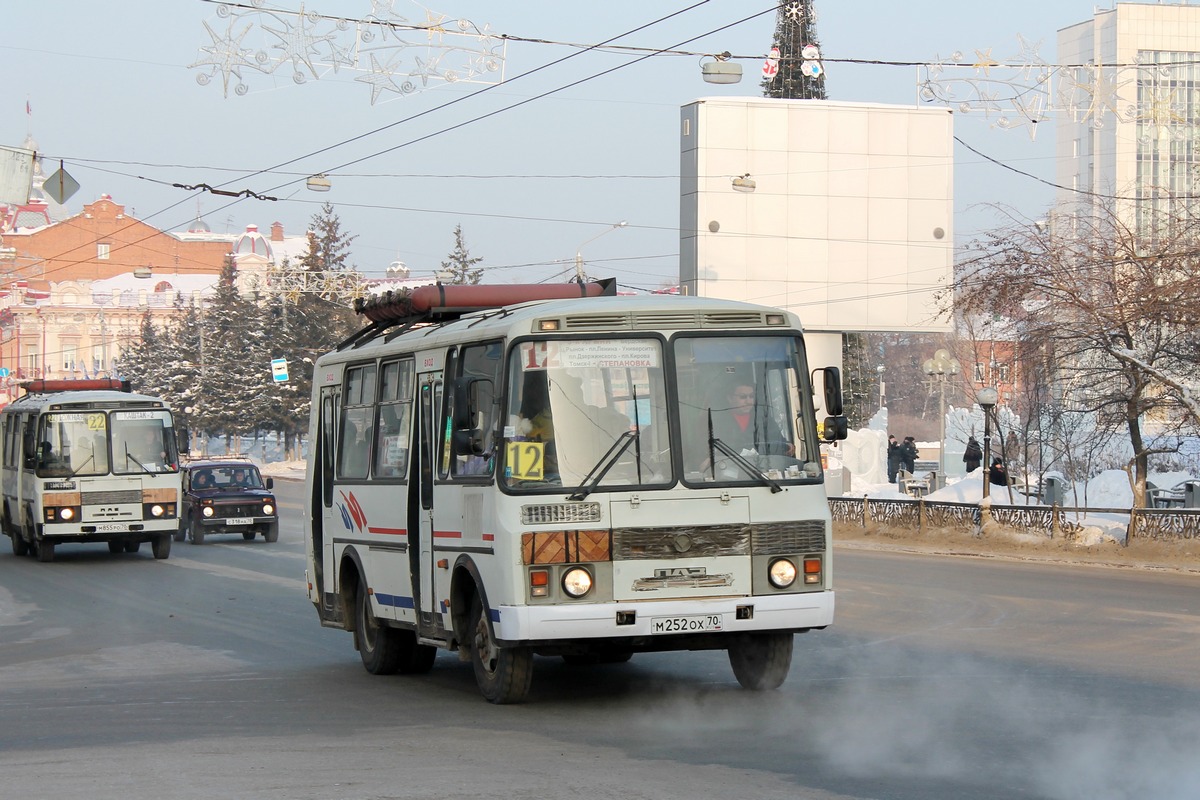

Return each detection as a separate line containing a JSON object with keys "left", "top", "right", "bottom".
{"left": 190, "top": 520, "right": 205, "bottom": 545}
{"left": 727, "top": 632, "right": 793, "bottom": 691}
{"left": 469, "top": 593, "right": 532, "bottom": 704}
{"left": 263, "top": 524, "right": 278, "bottom": 543}
{"left": 124, "top": 540, "right": 141, "bottom": 553}
{"left": 355, "top": 580, "right": 401, "bottom": 675}
{"left": 34, "top": 538, "right": 55, "bottom": 563}
{"left": 242, "top": 531, "right": 256, "bottom": 541}
{"left": 152, "top": 534, "right": 171, "bottom": 560}
{"left": 174, "top": 522, "right": 186, "bottom": 543}
{"left": 107, "top": 540, "right": 124, "bottom": 554}
{"left": 11, "top": 532, "right": 29, "bottom": 557}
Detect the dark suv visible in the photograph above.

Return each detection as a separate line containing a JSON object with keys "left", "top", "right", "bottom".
{"left": 177, "top": 460, "right": 279, "bottom": 544}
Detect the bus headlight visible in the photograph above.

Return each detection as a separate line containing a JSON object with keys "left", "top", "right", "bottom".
{"left": 562, "top": 567, "right": 593, "bottom": 598}
{"left": 768, "top": 558, "right": 798, "bottom": 588}
{"left": 202, "top": 506, "right": 215, "bottom": 518}
{"left": 59, "top": 507, "right": 75, "bottom": 521}
{"left": 262, "top": 503, "right": 275, "bottom": 516}
{"left": 150, "top": 504, "right": 165, "bottom": 518}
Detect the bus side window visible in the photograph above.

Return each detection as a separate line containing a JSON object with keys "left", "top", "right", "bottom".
{"left": 336, "top": 364, "right": 376, "bottom": 481}
{"left": 451, "top": 342, "right": 502, "bottom": 479}
{"left": 373, "top": 358, "right": 413, "bottom": 479}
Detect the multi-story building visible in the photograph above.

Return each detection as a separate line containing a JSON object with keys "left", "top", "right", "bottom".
{"left": 0, "top": 189, "right": 310, "bottom": 408}
{"left": 1057, "top": 2, "right": 1200, "bottom": 233}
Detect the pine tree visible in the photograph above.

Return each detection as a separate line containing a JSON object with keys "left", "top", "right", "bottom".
{"left": 440, "top": 224, "right": 484, "bottom": 284}
{"left": 762, "top": 1, "right": 827, "bottom": 100}
{"left": 117, "top": 312, "right": 172, "bottom": 397}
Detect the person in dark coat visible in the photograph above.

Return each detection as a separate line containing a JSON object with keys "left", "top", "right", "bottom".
{"left": 887, "top": 434, "right": 901, "bottom": 483}
{"left": 988, "top": 456, "right": 1008, "bottom": 486}
{"left": 899, "top": 436, "right": 918, "bottom": 474}
{"left": 963, "top": 436, "right": 982, "bottom": 473}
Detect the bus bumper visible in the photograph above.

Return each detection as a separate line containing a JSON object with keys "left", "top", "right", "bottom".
{"left": 493, "top": 590, "right": 834, "bottom": 645}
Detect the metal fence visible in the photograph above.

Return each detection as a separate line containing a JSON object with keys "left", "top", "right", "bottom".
{"left": 829, "top": 497, "right": 1200, "bottom": 542}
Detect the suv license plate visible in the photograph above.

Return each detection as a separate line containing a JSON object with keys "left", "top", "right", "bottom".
{"left": 650, "top": 614, "right": 723, "bottom": 634}
{"left": 226, "top": 517, "right": 253, "bottom": 525}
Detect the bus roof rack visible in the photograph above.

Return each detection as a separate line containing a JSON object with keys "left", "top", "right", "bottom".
{"left": 344, "top": 278, "right": 617, "bottom": 350}
{"left": 20, "top": 378, "right": 131, "bottom": 395}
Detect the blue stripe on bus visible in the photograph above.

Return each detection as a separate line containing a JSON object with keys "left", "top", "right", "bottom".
{"left": 489, "top": 608, "right": 500, "bottom": 623}
{"left": 374, "top": 593, "right": 415, "bottom": 609}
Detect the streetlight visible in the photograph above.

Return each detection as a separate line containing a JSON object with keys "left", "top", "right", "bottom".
{"left": 876, "top": 364, "right": 885, "bottom": 410}
{"left": 977, "top": 387, "right": 999, "bottom": 500}
{"left": 573, "top": 221, "right": 627, "bottom": 283}
{"left": 922, "top": 348, "right": 960, "bottom": 484}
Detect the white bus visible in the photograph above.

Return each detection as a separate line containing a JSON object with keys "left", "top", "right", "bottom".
{"left": 2, "top": 379, "right": 181, "bottom": 562}
{"left": 304, "top": 281, "right": 847, "bottom": 703}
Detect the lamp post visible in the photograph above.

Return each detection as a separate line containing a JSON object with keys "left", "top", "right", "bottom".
{"left": 922, "top": 348, "right": 960, "bottom": 482}
{"left": 977, "top": 387, "right": 999, "bottom": 500}
{"left": 573, "top": 221, "right": 627, "bottom": 282}
{"left": 876, "top": 364, "right": 885, "bottom": 410}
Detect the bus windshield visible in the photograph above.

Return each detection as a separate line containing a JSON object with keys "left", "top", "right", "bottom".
{"left": 110, "top": 410, "right": 179, "bottom": 475}
{"left": 36, "top": 412, "right": 113, "bottom": 477}
{"left": 674, "top": 335, "right": 816, "bottom": 486}
{"left": 502, "top": 338, "right": 671, "bottom": 491}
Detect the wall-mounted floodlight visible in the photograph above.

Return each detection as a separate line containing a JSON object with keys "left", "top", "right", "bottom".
{"left": 731, "top": 174, "right": 756, "bottom": 193}
{"left": 701, "top": 52, "right": 742, "bottom": 84}
{"left": 133, "top": 265, "right": 153, "bottom": 279}
{"left": 306, "top": 174, "right": 332, "bottom": 192}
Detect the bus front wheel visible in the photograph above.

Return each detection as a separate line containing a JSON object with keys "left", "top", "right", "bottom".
{"left": 34, "top": 538, "right": 54, "bottom": 563}
{"left": 152, "top": 534, "right": 171, "bottom": 560}
{"left": 728, "top": 632, "right": 793, "bottom": 691}
{"left": 469, "top": 594, "right": 532, "bottom": 704}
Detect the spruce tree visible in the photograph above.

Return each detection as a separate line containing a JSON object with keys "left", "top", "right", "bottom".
{"left": 762, "top": 1, "right": 827, "bottom": 100}
{"left": 440, "top": 224, "right": 484, "bottom": 284}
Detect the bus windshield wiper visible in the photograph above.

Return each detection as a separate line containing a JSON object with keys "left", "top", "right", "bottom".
{"left": 124, "top": 445, "right": 155, "bottom": 475}
{"left": 707, "top": 410, "right": 782, "bottom": 493}
{"left": 568, "top": 430, "right": 638, "bottom": 502}
{"left": 68, "top": 451, "right": 95, "bottom": 478}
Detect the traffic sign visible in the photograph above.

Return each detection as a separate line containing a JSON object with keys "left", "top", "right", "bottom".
{"left": 43, "top": 166, "right": 80, "bottom": 205}
{"left": 271, "top": 358, "right": 288, "bottom": 382}
{"left": 0, "top": 367, "right": 9, "bottom": 378}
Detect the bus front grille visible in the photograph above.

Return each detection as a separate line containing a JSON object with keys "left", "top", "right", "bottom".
{"left": 83, "top": 489, "right": 142, "bottom": 505}
{"left": 751, "top": 521, "right": 827, "bottom": 555}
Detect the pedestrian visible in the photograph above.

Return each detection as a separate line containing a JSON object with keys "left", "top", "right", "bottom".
{"left": 988, "top": 456, "right": 1008, "bottom": 486}
{"left": 963, "top": 435, "right": 982, "bottom": 473}
{"left": 899, "top": 436, "right": 918, "bottom": 474}
{"left": 886, "top": 434, "right": 901, "bottom": 483}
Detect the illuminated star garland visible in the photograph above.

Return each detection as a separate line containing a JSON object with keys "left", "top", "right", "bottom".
{"left": 917, "top": 36, "right": 1198, "bottom": 142}
{"left": 190, "top": 1, "right": 505, "bottom": 104}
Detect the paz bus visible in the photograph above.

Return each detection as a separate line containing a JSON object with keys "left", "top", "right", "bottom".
{"left": 303, "top": 280, "right": 848, "bottom": 703}
{"left": 2, "top": 379, "right": 181, "bottom": 562}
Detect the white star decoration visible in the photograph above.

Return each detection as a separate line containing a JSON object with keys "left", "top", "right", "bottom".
{"left": 919, "top": 33, "right": 1189, "bottom": 137}
{"left": 191, "top": 1, "right": 505, "bottom": 104}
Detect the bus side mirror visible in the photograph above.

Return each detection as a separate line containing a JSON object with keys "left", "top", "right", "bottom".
{"left": 823, "top": 415, "right": 849, "bottom": 442}
{"left": 452, "top": 377, "right": 481, "bottom": 430}
{"left": 822, "top": 366, "right": 844, "bottom": 417}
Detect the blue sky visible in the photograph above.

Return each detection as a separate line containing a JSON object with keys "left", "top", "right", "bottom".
{"left": 2, "top": 1, "right": 1124, "bottom": 289}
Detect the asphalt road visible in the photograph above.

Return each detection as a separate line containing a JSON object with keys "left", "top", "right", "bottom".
{"left": 1, "top": 478, "right": 1198, "bottom": 800}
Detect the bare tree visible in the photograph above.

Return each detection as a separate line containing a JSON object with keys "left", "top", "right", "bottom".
{"left": 951, "top": 202, "right": 1200, "bottom": 506}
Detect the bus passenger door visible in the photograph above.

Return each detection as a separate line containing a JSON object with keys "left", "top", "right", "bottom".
{"left": 411, "top": 370, "right": 441, "bottom": 635}
{"left": 314, "top": 385, "right": 340, "bottom": 618}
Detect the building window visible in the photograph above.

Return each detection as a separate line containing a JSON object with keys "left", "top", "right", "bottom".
{"left": 997, "top": 363, "right": 1010, "bottom": 383}
{"left": 63, "top": 342, "right": 78, "bottom": 371}
{"left": 973, "top": 362, "right": 985, "bottom": 383}
{"left": 97, "top": 243, "right": 111, "bottom": 260}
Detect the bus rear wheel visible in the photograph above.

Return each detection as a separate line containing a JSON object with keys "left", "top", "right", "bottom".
{"left": 469, "top": 594, "right": 532, "bottom": 704}
{"left": 355, "top": 580, "right": 401, "bottom": 674}
{"left": 107, "top": 540, "right": 124, "bottom": 554}
{"left": 124, "top": 540, "right": 141, "bottom": 554}
{"left": 728, "top": 632, "right": 793, "bottom": 691}
{"left": 11, "top": 532, "right": 29, "bottom": 557}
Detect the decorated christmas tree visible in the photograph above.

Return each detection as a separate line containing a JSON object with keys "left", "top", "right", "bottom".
{"left": 761, "top": 0, "right": 826, "bottom": 100}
